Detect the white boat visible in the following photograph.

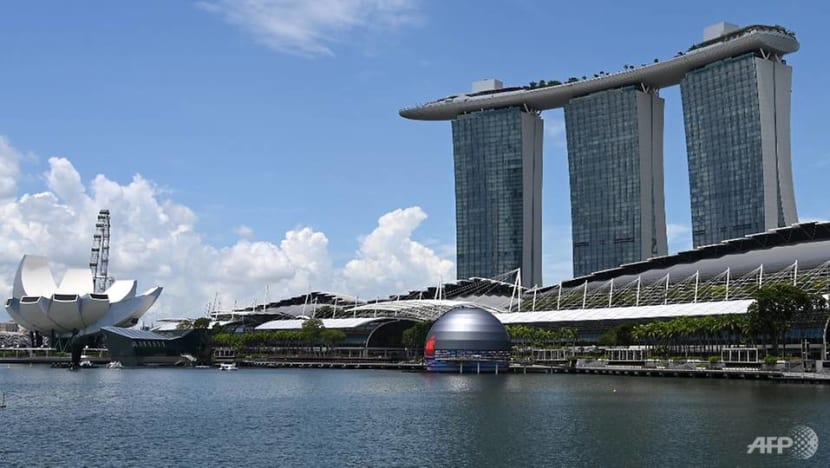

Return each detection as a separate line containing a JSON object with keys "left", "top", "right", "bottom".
{"left": 106, "top": 361, "right": 123, "bottom": 369}
{"left": 218, "top": 363, "right": 238, "bottom": 371}
{"left": 79, "top": 360, "right": 95, "bottom": 368}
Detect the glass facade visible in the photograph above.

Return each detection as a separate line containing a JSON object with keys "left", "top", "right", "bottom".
{"left": 565, "top": 86, "right": 667, "bottom": 277}
{"left": 451, "top": 107, "right": 542, "bottom": 287}
{"left": 681, "top": 53, "right": 797, "bottom": 247}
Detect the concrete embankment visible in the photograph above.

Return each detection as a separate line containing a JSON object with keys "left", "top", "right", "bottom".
{"left": 241, "top": 360, "right": 830, "bottom": 383}
{"left": 509, "top": 363, "right": 830, "bottom": 384}
{"left": 242, "top": 360, "right": 426, "bottom": 371}
{"left": 7, "top": 355, "right": 830, "bottom": 384}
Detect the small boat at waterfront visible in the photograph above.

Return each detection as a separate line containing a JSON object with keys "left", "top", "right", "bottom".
{"left": 79, "top": 360, "right": 95, "bottom": 368}
{"left": 106, "top": 361, "right": 123, "bottom": 369}
{"left": 218, "top": 363, "right": 238, "bottom": 371}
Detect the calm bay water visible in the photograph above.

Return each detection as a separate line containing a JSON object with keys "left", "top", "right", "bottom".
{"left": 1, "top": 366, "right": 828, "bottom": 467}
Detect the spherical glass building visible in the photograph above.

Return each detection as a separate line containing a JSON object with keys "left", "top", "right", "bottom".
{"left": 424, "top": 307, "right": 511, "bottom": 373}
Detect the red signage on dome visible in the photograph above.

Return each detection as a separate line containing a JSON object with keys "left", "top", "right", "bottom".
{"left": 424, "top": 335, "right": 436, "bottom": 357}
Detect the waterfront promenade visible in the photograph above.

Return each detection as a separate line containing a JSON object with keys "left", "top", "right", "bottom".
{"left": 5, "top": 346, "right": 830, "bottom": 384}
{"left": 237, "top": 358, "right": 830, "bottom": 384}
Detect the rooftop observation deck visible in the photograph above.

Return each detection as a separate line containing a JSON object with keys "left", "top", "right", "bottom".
{"left": 399, "top": 25, "right": 798, "bottom": 121}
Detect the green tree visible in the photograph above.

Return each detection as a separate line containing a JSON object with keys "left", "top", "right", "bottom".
{"left": 301, "top": 318, "right": 324, "bottom": 350}
{"left": 176, "top": 319, "right": 193, "bottom": 330}
{"left": 747, "top": 284, "right": 814, "bottom": 355}
{"left": 320, "top": 328, "right": 346, "bottom": 353}
{"left": 598, "top": 324, "right": 634, "bottom": 346}
{"left": 193, "top": 317, "right": 211, "bottom": 329}
{"left": 401, "top": 321, "right": 433, "bottom": 349}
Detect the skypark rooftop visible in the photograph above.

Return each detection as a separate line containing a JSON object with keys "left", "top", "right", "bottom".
{"left": 399, "top": 24, "right": 798, "bottom": 121}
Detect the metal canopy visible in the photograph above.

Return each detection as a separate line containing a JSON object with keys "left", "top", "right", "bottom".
{"left": 494, "top": 300, "right": 753, "bottom": 325}
{"left": 345, "top": 299, "right": 504, "bottom": 321}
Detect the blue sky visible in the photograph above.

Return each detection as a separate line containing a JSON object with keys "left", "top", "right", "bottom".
{"left": 0, "top": 0, "right": 828, "bottom": 320}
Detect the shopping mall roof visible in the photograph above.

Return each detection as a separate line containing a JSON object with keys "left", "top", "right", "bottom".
{"left": 347, "top": 299, "right": 504, "bottom": 321}
{"left": 494, "top": 300, "right": 753, "bottom": 325}
{"left": 388, "top": 276, "right": 522, "bottom": 311}
{"left": 548, "top": 222, "right": 830, "bottom": 291}
{"left": 255, "top": 317, "right": 398, "bottom": 331}
{"left": 210, "top": 291, "right": 364, "bottom": 322}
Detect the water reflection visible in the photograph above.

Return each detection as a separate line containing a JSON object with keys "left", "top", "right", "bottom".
{"left": 0, "top": 366, "right": 826, "bottom": 466}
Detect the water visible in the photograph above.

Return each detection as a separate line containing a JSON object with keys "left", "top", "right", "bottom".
{"left": 1, "top": 366, "right": 827, "bottom": 467}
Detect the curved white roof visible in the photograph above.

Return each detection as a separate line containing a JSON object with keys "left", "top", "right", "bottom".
{"left": 56, "top": 268, "right": 94, "bottom": 296}
{"left": 106, "top": 280, "right": 138, "bottom": 302}
{"left": 400, "top": 26, "right": 798, "bottom": 120}
{"left": 12, "top": 255, "right": 56, "bottom": 298}
{"left": 494, "top": 300, "right": 752, "bottom": 324}
{"left": 256, "top": 317, "right": 401, "bottom": 331}
{"left": 4, "top": 255, "right": 162, "bottom": 337}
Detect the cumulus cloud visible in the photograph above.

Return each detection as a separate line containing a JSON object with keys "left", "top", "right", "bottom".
{"left": 0, "top": 136, "right": 21, "bottom": 200}
{"left": 199, "top": 0, "right": 420, "bottom": 57}
{"left": 0, "top": 136, "right": 453, "bottom": 322}
{"left": 234, "top": 225, "right": 254, "bottom": 238}
{"left": 338, "top": 207, "right": 454, "bottom": 298}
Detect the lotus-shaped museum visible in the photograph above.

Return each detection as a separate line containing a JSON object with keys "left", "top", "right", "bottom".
{"left": 4, "top": 255, "right": 162, "bottom": 337}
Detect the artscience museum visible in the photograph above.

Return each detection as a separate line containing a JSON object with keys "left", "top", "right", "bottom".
{"left": 4, "top": 255, "right": 162, "bottom": 342}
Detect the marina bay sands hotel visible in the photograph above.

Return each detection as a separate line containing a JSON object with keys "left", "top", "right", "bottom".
{"left": 400, "top": 23, "right": 799, "bottom": 287}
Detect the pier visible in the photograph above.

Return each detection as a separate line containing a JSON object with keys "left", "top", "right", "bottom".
{"left": 508, "top": 363, "right": 830, "bottom": 384}
{"left": 238, "top": 359, "right": 830, "bottom": 384}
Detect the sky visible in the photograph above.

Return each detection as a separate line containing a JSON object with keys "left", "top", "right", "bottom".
{"left": 0, "top": 0, "right": 828, "bottom": 323}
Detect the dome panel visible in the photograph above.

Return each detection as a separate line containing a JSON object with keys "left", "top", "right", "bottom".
{"left": 425, "top": 307, "right": 511, "bottom": 373}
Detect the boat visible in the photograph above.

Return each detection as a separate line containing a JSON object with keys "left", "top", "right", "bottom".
{"left": 79, "top": 360, "right": 95, "bottom": 368}
{"left": 218, "top": 363, "right": 238, "bottom": 371}
{"left": 106, "top": 361, "right": 123, "bottom": 369}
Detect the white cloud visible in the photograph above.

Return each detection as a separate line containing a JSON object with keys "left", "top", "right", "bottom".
{"left": 0, "top": 136, "right": 21, "bottom": 200}
{"left": 200, "top": 0, "right": 420, "bottom": 57}
{"left": 235, "top": 225, "right": 254, "bottom": 238}
{"left": 0, "top": 136, "right": 453, "bottom": 323}
{"left": 338, "top": 207, "right": 454, "bottom": 298}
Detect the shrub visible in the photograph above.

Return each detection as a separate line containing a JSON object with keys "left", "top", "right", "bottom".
{"left": 764, "top": 355, "right": 779, "bottom": 366}
{"left": 708, "top": 355, "right": 721, "bottom": 364}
